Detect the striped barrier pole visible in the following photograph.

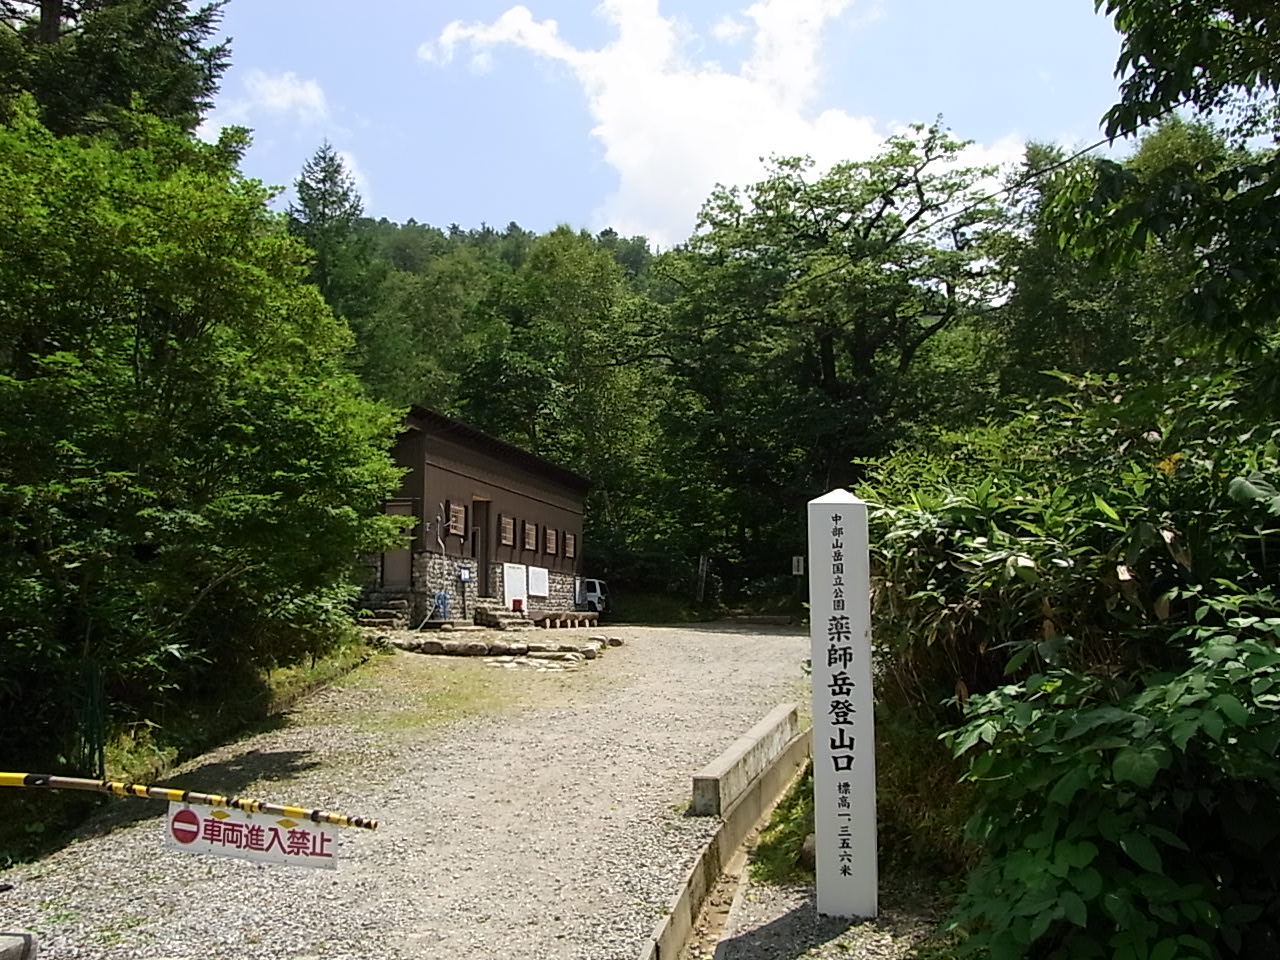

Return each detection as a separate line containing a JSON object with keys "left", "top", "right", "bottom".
{"left": 0, "top": 772, "right": 378, "bottom": 830}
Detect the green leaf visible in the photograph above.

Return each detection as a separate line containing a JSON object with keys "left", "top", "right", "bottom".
{"left": 1170, "top": 719, "right": 1199, "bottom": 751}
{"left": 1103, "top": 891, "right": 1132, "bottom": 927}
{"left": 1094, "top": 494, "right": 1121, "bottom": 522}
{"left": 1113, "top": 747, "right": 1161, "bottom": 787}
{"left": 1067, "top": 840, "right": 1099, "bottom": 868}
{"left": 1224, "top": 903, "right": 1262, "bottom": 925}
{"left": 1175, "top": 935, "right": 1213, "bottom": 958}
{"left": 1213, "top": 692, "right": 1248, "bottom": 727}
{"left": 1200, "top": 708, "right": 1225, "bottom": 741}
{"left": 1228, "top": 472, "right": 1280, "bottom": 505}
{"left": 1120, "top": 832, "right": 1163, "bottom": 873}
{"left": 1061, "top": 889, "right": 1088, "bottom": 927}
{"left": 1070, "top": 866, "right": 1103, "bottom": 900}
{"left": 1063, "top": 706, "right": 1140, "bottom": 740}
{"left": 1049, "top": 766, "right": 1092, "bottom": 807}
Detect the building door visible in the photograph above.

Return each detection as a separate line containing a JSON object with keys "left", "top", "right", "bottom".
{"left": 382, "top": 502, "right": 413, "bottom": 589}
{"left": 470, "top": 499, "right": 491, "bottom": 598}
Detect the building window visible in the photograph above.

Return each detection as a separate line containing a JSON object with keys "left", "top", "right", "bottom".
{"left": 564, "top": 533, "right": 576, "bottom": 559}
{"left": 499, "top": 514, "right": 515, "bottom": 547}
{"left": 523, "top": 520, "right": 538, "bottom": 551}
{"left": 544, "top": 527, "right": 557, "bottom": 555}
{"left": 448, "top": 502, "right": 466, "bottom": 537}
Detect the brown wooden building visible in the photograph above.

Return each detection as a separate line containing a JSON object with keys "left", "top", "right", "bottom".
{"left": 375, "top": 406, "right": 591, "bottom": 622}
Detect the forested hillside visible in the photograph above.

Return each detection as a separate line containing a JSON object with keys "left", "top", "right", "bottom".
{"left": 4, "top": 0, "right": 1280, "bottom": 953}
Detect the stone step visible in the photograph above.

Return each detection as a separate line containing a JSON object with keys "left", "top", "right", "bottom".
{"left": 358, "top": 617, "right": 401, "bottom": 628}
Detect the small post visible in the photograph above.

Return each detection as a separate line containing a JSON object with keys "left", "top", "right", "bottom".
{"left": 459, "top": 562, "right": 472, "bottom": 620}
{"left": 807, "top": 489, "right": 877, "bottom": 918}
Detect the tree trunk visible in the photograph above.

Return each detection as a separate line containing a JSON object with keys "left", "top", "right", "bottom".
{"left": 38, "top": 0, "right": 63, "bottom": 43}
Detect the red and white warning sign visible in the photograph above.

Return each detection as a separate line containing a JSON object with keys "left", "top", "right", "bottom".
{"left": 166, "top": 802, "right": 338, "bottom": 869}
{"left": 170, "top": 807, "right": 200, "bottom": 844}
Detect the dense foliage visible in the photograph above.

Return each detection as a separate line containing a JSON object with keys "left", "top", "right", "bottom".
{"left": 0, "top": 0, "right": 229, "bottom": 134}
{"left": 867, "top": 365, "right": 1280, "bottom": 957}
{"left": 0, "top": 102, "right": 404, "bottom": 772}
{"left": 854, "top": 4, "right": 1280, "bottom": 957}
{"left": 5, "top": 1, "right": 1280, "bottom": 946}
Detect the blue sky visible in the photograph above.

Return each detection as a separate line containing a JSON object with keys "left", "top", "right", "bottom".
{"left": 203, "top": 0, "right": 1124, "bottom": 246}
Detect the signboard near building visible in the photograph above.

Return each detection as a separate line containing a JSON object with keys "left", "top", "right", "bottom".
{"left": 166, "top": 803, "right": 338, "bottom": 869}
{"left": 528, "top": 565, "right": 550, "bottom": 597}
{"left": 503, "top": 562, "right": 528, "bottom": 609}
{"left": 806, "top": 489, "right": 877, "bottom": 918}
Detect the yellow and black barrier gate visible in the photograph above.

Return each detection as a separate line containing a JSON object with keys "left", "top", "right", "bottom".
{"left": 0, "top": 772, "right": 378, "bottom": 830}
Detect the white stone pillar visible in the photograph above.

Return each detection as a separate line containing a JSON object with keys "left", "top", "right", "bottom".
{"left": 807, "top": 489, "right": 878, "bottom": 918}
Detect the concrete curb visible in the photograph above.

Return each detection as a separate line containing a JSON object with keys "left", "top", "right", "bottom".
{"left": 0, "top": 932, "right": 37, "bottom": 960}
{"left": 692, "top": 703, "right": 801, "bottom": 816}
{"left": 638, "top": 727, "right": 812, "bottom": 960}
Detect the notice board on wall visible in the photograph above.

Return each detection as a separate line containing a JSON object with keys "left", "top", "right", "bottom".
{"left": 528, "top": 565, "right": 550, "bottom": 597}
{"left": 503, "top": 563, "right": 527, "bottom": 609}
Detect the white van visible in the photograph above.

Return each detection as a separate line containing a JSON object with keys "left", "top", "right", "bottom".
{"left": 577, "top": 578, "right": 609, "bottom": 613}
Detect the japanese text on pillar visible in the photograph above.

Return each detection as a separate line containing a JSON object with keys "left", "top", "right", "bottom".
{"left": 827, "top": 512, "right": 856, "bottom": 878}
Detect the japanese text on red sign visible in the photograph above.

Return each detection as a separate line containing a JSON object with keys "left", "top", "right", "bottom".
{"left": 201, "top": 815, "right": 333, "bottom": 861}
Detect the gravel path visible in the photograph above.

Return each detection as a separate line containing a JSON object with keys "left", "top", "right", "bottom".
{"left": 711, "top": 876, "right": 946, "bottom": 960}
{"left": 1, "top": 624, "right": 809, "bottom": 960}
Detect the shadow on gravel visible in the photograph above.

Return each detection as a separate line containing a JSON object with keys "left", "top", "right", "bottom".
{"left": 659, "top": 622, "right": 808, "bottom": 638}
{"left": 69, "top": 743, "right": 323, "bottom": 843}
{"left": 715, "top": 894, "right": 857, "bottom": 960}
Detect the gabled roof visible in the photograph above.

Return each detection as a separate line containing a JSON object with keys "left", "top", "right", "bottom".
{"left": 405, "top": 405, "right": 592, "bottom": 493}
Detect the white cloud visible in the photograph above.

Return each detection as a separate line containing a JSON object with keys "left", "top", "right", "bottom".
{"left": 242, "top": 69, "right": 332, "bottom": 125}
{"left": 711, "top": 15, "right": 748, "bottom": 44}
{"left": 421, "top": 1, "right": 1025, "bottom": 246}
{"left": 337, "top": 149, "right": 372, "bottom": 205}
{"left": 199, "top": 69, "right": 336, "bottom": 142}
{"left": 423, "top": 1, "right": 890, "bottom": 246}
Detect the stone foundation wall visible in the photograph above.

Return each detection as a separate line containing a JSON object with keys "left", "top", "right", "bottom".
{"left": 411, "top": 550, "right": 482, "bottom": 622}
{"left": 541, "top": 571, "right": 576, "bottom": 610}
{"left": 495, "top": 566, "right": 577, "bottom": 612}
{"left": 490, "top": 562, "right": 507, "bottom": 607}
{"left": 409, "top": 552, "right": 579, "bottom": 621}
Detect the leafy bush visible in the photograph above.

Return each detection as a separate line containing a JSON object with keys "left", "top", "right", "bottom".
{"left": 949, "top": 620, "right": 1280, "bottom": 959}
{"left": 864, "top": 368, "right": 1280, "bottom": 958}
{"left": 0, "top": 104, "right": 405, "bottom": 771}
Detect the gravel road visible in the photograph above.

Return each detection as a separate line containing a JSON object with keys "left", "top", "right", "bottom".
{"left": 1, "top": 624, "right": 809, "bottom": 960}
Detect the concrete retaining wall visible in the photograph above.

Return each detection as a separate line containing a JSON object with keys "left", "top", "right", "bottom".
{"left": 638, "top": 724, "right": 812, "bottom": 960}
{"left": 691, "top": 702, "right": 801, "bottom": 816}
{"left": 0, "top": 932, "right": 37, "bottom": 959}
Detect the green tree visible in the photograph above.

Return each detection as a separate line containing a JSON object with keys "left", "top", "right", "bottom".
{"left": 648, "top": 123, "right": 1011, "bottom": 589}
{"left": 1055, "top": 1, "right": 1280, "bottom": 368}
{"left": 994, "top": 122, "right": 1228, "bottom": 398}
{"left": 457, "top": 227, "right": 669, "bottom": 563}
{"left": 0, "top": 103, "right": 404, "bottom": 770}
{"left": 358, "top": 245, "right": 504, "bottom": 408}
{"left": 0, "top": 0, "right": 229, "bottom": 134}
{"left": 287, "top": 141, "right": 382, "bottom": 317}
